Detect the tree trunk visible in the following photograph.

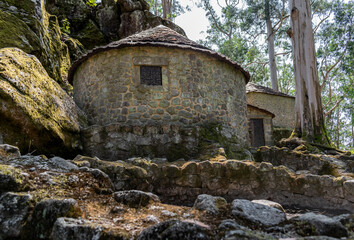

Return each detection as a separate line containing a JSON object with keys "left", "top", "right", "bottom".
{"left": 162, "top": 0, "right": 172, "bottom": 20}
{"left": 162, "top": 0, "right": 167, "bottom": 19}
{"left": 289, "top": 0, "right": 331, "bottom": 145}
{"left": 265, "top": 0, "right": 278, "bottom": 91}
{"left": 336, "top": 108, "right": 340, "bottom": 148}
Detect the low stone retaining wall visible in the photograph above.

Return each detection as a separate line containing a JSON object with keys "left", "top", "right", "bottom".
{"left": 82, "top": 157, "right": 354, "bottom": 213}
{"left": 255, "top": 146, "right": 352, "bottom": 175}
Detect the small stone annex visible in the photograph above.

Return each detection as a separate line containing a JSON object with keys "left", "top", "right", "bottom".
{"left": 68, "top": 25, "right": 251, "bottom": 160}
{"left": 246, "top": 83, "right": 295, "bottom": 144}
{"left": 247, "top": 104, "right": 274, "bottom": 147}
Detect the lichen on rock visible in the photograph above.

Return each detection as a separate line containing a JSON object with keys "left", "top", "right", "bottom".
{"left": 0, "top": 0, "right": 72, "bottom": 88}
{"left": 0, "top": 48, "right": 87, "bottom": 157}
{"left": 0, "top": 164, "right": 29, "bottom": 192}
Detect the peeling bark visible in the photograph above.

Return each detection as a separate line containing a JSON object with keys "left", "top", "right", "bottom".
{"left": 289, "top": 0, "right": 330, "bottom": 145}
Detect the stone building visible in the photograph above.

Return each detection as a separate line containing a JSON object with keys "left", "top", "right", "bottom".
{"left": 68, "top": 25, "right": 250, "bottom": 160}
{"left": 247, "top": 104, "right": 274, "bottom": 147}
{"left": 246, "top": 83, "right": 295, "bottom": 145}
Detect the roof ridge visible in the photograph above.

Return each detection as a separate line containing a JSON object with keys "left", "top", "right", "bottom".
{"left": 246, "top": 82, "right": 294, "bottom": 98}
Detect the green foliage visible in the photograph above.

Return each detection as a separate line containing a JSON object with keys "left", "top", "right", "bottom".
{"left": 316, "top": 0, "right": 353, "bottom": 150}
{"left": 200, "top": 0, "right": 353, "bottom": 150}
{"left": 61, "top": 18, "right": 70, "bottom": 34}
{"left": 200, "top": 0, "right": 289, "bottom": 84}
{"left": 147, "top": 0, "right": 188, "bottom": 21}
{"left": 85, "top": 0, "right": 97, "bottom": 7}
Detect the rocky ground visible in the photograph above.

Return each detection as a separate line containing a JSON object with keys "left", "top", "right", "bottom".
{"left": 0, "top": 143, "right": 353, "bottom": 239}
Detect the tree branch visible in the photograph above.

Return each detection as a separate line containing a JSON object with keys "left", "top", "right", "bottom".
{"left": 270, "top": 0, "right": 288, "bottom": 38}
{"left": 275, "top": 51, "right": 291, "bottom": 56}
{"left": 322, "top": 38, "right": 349, "bottom": 86}
{"left": 313, "top": 11, "right": 332, "bottom": 34}
{"left": 245, "top": 61, "right": 269, "bottom": 67}
{"left": 204, "top": 2, "right": 229, "bottom": 37}
{"left": 324, "top": 98, "right": 344, "bottom": 118}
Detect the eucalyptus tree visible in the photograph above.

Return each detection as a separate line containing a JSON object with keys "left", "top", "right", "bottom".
{"left": 288, "top": 0, "right": 331, "bottom": 146}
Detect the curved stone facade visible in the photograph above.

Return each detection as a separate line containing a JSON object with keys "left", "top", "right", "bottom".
{"left": 73, "top": 46, "right": 248, "bottom": 147}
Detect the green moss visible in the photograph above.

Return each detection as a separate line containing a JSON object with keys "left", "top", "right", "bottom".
{"left": 1, "top": 0, "right": 36, "bottom": 18}
{"left": 273, "top": 127, "right": 293, "bottom": 144}
{"left": 0, "top": 164, "right": 30, "bottom": 191}
{"left": 167, "top": 144, "right": 190, "bottom": 161}
{"left": 198, "top": 123, "right": 242, "bottom": 159}
{"left": 1, "top": 0, "right": 72, "bottom": 86}
{"left": 295, "top": 221, "right": 318, "bottom": 236}
{"left": 72, "top": 19, "right": 106, "bottom": 50}
{"left": 319, "top": 162, "right": 340, "bottom": 177}
{"left": 0, "top": 10, "right": 41, "bottom": 52}
{"left": 100, "top": 228, "right": 131, "bottom": 240}
{"left": 0, "top": 164, "right": 26, "bottom": 184}
{"left": 66, "top": 203, "right": 82, "bottom": 218}
{"left": 0, "top": 47, "right": 84, "bottom": 156}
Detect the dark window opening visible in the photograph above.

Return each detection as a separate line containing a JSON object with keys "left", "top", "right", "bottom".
{"left": 140, "top": 66, "right": 162, "bottom": 85}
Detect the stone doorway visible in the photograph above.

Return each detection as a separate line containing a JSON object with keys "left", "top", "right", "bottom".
{"left": 249, "top": 119, "right": 265, "bottom": 147}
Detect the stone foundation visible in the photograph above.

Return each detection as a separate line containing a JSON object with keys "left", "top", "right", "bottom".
{"left": 82, "top": 123, "right": 244, "bottom": 161}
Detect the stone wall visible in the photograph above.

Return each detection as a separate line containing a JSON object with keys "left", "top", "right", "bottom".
{"left": 73, "top": 46, "right": 249, "bottom": 159}
{"left": 82, "top": 123, "right": 247, "bottom": 161}
{"left": 247, "top": 106, "right": 273, "bottom": 146}
{"left": 82, "top": 156, "right": 354, "bottom": 213}
{"left": 247, "top": 92, "right": 295, "bottom": 129}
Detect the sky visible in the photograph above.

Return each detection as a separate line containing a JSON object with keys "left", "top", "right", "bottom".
{"left": 174, "top": 4, "right": 209, "bottom": 42}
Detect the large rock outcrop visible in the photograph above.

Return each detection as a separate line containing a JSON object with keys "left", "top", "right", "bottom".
{"left": 118, "top": 8, "right": 185, "bottom": 39}
{"left": 0, "top": 0, "right": 71, "bottom": 89}
{"left": 45, "top": 0, "right": 185, "bottom": 50}
{"left": 0, "top": 48, "right": 87, "bottom": 157}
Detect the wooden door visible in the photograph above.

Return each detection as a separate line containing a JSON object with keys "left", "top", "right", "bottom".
{"left": 249, "top": 119, "right": 265, "bottom": 147}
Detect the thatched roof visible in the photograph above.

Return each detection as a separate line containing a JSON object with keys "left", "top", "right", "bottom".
{"left": 247, "top": 104, "right": 275, "bottom": 118}
{"left": 246, "top": 83, "right": 294, "bottom": 98}
{"left": 68, "top": 25, "right": 250, "bottom": 84}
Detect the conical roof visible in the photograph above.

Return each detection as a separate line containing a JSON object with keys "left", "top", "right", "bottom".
{"left": 68, "top": 25, "right": 250, "bottom": 84}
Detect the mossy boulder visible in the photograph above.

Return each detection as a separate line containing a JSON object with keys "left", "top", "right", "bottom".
{"left": 193, "top": 194, "right": 227, "bottom": 215}
{"left": 0, "top": 10, "right": 41, "bottom": 55}
{"left": 292, "top": 213, "right": 348, "bottom": 238}
{"left": 0, "top": 0, "right": 71, "bottom": 88}
{"left": 119, "top": 10, "right": 185, "bottom": 39}
{"left": 63, "top": 34, "right": 87, "bottom": 62}
{"left": 0, "top": 48, "right": 87, "bottom": 157}
{"left": 0, "top": 144, "right": 21, "bottom": 161}
{"left": 71, "top": 19, "right": 107, "bottom": 50}
{"left": 45, "top": 0, "right": 91, "bottom": 29}
{"left": 113, "top": 190, "right": 160, "bottom": 208}
{"left": 0, "top": 164, "right": 29, "bottom": 192}
{"left": 52, "top": 217, "right": 131, "bottom": 240}
{"left": 96, "top": 0, "right": 120, "bottom": 41}
{"left": 137, "top": 220, "right": 211, "bottom": 240}
{"left": 23, "top": 198, "right": 82, "bottom": 239}
{"left": 45, "top": 0, "right": 109, "bottom": 50}
{"left": 0, "top": 192, "right": 33, "bottom": 239}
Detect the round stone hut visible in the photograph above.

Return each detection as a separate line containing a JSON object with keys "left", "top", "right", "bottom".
{"left": 68, "top": 25, "right": 250, "bottom": 160}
